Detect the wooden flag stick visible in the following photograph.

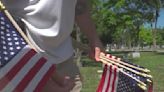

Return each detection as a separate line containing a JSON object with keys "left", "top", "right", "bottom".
{"left": 100, "top": 53, "right": 152, "bottom": 79}
{"left": 100, "top": 57, "right": 152, "bottom": 83}
{"left": 100, "top": 59, "right": 147, "bottom": 91}
{"left": 100, "top": 56, "right": 152, "bottom": 78}
{"left": 100, "top": 53, "right": 150, "bottom": 73}
{"left": 0, "top": 1, "right": 36, "bottom": 50}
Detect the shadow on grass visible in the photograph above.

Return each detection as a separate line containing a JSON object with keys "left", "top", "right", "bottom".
{"left": 80, "top": 57, "right": 102, "bottom": 67}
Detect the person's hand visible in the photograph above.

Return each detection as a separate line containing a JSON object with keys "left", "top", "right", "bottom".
{"left": 56, "top": 76, "right": 75, "bottom": 89}
{"left": 51, "top": 72, "right": 75, "bottom": 90}
{"left": 89, "top": 47, "right": 101, "bottom": 61}
{"left": 42, "top": 76, "right": 75, "bottom": 92}
{"left": 59, "top": 76, "right": 75, "bottom": 91}
{"left": 88, "top": 39, "right": 105, "bottom": 62}
{"left": 42, "top": 70, "right": 75, "bottom": 92}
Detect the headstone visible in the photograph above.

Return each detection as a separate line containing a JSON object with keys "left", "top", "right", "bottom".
{"left": 132, "top": 51, "right": 140, "bottom": 58}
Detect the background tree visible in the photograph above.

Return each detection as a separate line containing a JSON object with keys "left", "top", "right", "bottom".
{"left": 144, "top": 0, "right": 163, "bottom": 49}
{"left": 139, "top": 26, "right": 153, "bottom": 48}
{"left": 90, "top": 0, "right": 156, "bottom": 49}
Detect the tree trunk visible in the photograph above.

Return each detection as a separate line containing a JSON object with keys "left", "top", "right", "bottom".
{"left": 152, "top": 10, "right": 159, "bottom": 50}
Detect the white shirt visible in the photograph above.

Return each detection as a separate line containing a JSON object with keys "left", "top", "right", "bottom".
{"left": 3, "top": 0, "right": 77, "bottom": 64}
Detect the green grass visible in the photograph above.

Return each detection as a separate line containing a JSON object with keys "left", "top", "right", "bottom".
{"left": 80, "top": 58, "right": 102, "bottom": 92}
{"left": 80, "top": 52, "right": 164, "bottom": 92}
{"left": 80, "top": 67, "right": 101, "bottom": 92}
{"left": 133, "top": 52, "right": 164, "bottom": 92}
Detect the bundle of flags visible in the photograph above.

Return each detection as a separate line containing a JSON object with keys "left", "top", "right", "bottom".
{"left": 97, "top": 53, "right": 153, "bottom": 92}
{"left": 0, "top": 1, "right": 55, "bottom": 92}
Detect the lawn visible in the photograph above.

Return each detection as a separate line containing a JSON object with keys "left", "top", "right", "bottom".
{"left": 80, "top": 52, "right": 164, "bottom": 92}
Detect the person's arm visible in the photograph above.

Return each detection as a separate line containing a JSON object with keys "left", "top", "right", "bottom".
{"left": 75, "top": 0, "right": 104, "bottom": 61}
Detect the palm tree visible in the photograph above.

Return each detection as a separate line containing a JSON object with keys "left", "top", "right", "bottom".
{"left": 146, "top": 0, "right": 162, "bottom": 49}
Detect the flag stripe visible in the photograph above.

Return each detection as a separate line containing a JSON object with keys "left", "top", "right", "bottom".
{"left": 23, "top": 62, "right": 54, "bottom": 92}
{"left": 1, "top": 51, "right": 42, "bottom": 92}
{"left": 148, "top": 83, "right": 153, "bottom": 92}
{"left": 111, "top": 68, "right": 117, "bottom": 92}
{"left": 101, "top": 67, "right": 109, "bottom": 92}
{"left": 105, "top": 66, "right": 112, "bottom": 92}
{"left": 97, "top": 65, "right": 119, "bottom": 92}
{"left": 97, "top": 65, "right": 108, "bottom": 92}
{"left": 0, "top": 49, "right": 36, "bottom": 90}
{"left": 34, "top": 65, "right": 55, "bottom": 92}
{"left": 107, "top": 66, "right": 115, "bottom": 92}
{"left": 102, "top": 66, "right": 110, "bottom": 92}
{"left": 13, "top": 58, "right": 47, "bottom": 92}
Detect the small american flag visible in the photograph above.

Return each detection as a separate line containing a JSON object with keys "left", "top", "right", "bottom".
{"left": 97, "top": 65, "right": 119, "bottom": 92}
{"left": 97, "top": 64, "right": 150, "bottom": 92}
{"left": 0, "top": 8, "right": 55, "bottom": 92}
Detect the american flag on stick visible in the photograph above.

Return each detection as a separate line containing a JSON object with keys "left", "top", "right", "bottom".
{"left": 97, "top": 65, "right": 147, "bottom": 92}
{"left": 0, "top": 2, "right": 55, "bottom": 92}
{"left": 97, "top": 53, "right": 153, "bottom": 92}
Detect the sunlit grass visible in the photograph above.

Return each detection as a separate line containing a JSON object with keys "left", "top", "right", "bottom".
{"left": 133, "top": 52, "right": 164, "bottom": 92}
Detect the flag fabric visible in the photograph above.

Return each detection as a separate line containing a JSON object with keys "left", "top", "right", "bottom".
{"left": 97, "top": 64, "right": 149, "bottom": 92}
{"left": 0, "top": 9, "right": 55, "bottom": 92}
{"left": 97, "top": 64, "right": 119, "bottom": 92}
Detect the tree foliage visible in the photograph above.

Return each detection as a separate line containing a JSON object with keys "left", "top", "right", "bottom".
{"left": 89, "top": 0, "right": 163, "bottom": 48}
